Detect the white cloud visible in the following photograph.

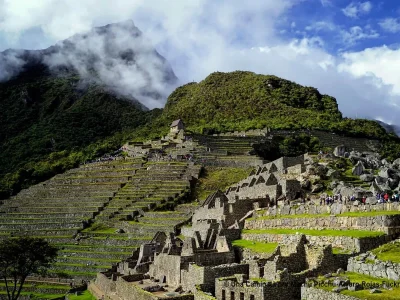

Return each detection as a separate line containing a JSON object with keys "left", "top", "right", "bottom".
{"left": 1, "top": 0, "right": 400, "bottom": 126}
{"left": 320, "top": 0, "right": 332, "bottom": 7}
{"left": 379, "top": 18, "right": 400, "bottom": 33}
{"left": 342, "top": 1, "right": 372, "bottom": 18}
{"left": 340, "top": 26, "right": 379, "bottom": 45}
{"left": 305, "top": 21, "right": 336, "bottom": 32}
{"left": 339, "top": 46, "right": 400, "bottom": 95}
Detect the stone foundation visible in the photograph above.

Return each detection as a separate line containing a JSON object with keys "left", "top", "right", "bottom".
{"left": 301, "top": 287, "right": 358, "bottom": 300}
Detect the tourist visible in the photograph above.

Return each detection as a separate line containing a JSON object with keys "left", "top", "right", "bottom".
{"left": 362, "top": 195, "right": 366, "bottom": 204}
{"left": 394, "top": 191, "right": 400, "bottom": 202}
{"left": 384, "top": 193, "right": 389, "bottom": 202}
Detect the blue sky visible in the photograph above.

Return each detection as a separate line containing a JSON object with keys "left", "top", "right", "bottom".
{"left": 280, "top": 0, "right": 399, "bottom": 53}
{"left": 1, "top": 0, "right": 400, "bottom": 121}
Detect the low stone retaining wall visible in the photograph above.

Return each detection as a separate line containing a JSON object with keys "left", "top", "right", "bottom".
{"left": 115, "top": 276, "right": 194, "bottom": 300}
{"left": 258, "top": 203, "right": 400, "bottom": 218}
{"left": 301, "top": 286, "right": 358, "bottom": 300}
{"left": 193, "top": 289, "right": 216, "bottom": 300}
{"left": 348, "top": 253, "right": 400, "bottom": 280}
{"left": 241, "top": 233, "right": 394, "bottom": 253}
{"left": 245, "top": 214, "right": 400, "bottom": 234}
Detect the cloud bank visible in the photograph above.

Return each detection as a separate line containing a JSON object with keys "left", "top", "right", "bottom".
{"left": 1, "top": 0, "right": 400, "bottom": 126}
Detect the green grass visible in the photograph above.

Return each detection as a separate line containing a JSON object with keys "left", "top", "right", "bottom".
{"left": 81, "top": 223, "right": 117, "bottom": 234}
{"left": 332, "top": 247, "right": 353, "bottom": 255}
{"left": 232, "top": 240, "right": 278, "bottom": 254}
{"left": 315, "top": 272, "right": 400, "bottom": 299}
{"left": 67, "top": 290, "right": 96, "bottom": 300}
{"left": 0, "top": 291, "right": 64, "bottom": 299}
{"left": 0, "top": 283, "right": 70, "bottom": 290}
{"left": 243, "top": 228, "right": 385, "bottom": 238}
{"left": 193, "top": 166, "right": 253, "bottom": 201}
{"left": 371, "top": 242, "right": 400, "bottom": 263}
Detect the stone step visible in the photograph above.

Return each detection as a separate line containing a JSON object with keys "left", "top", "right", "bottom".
{"left": 4, "top": 201, "right": 106, "bottom": 208}
{"left": 0, "top": 221, "right": 84, "bottom": 230}
{"left": 0, "top": 212, "right": 95, "bottom": 219}
{"left": 8, "top": 229, "right": 80, "bottom": 236}
{"left": 143, "top": 211, "right": 190, "bottom": 219}
{"left": 6, "top": 207, "right": 100, "bottom": 213}
{"left": 53, "top": 177, "right": 131, "bottom": 184}
{"left": 77, "top": 237, "right": 151, "bottom": 247}
{"left": 50, "top": 263, "right": 109, "bottom": 273}
{"left": 0, "top": 282, "right": 70, "bottom": 295}
{"left": 56, "top": 256, "right": 120, "bottom": 265}
{"left": 0, "top": 217, "right": 88, "bottom": 224}
{"left": 58, "top": 250, "right": 132, "bottom": 260}
{"left": 138, "top": 216, "right": 187, "bottom": 225}
{"left": 55, "top": 244, "right": 136, "bottom": 253}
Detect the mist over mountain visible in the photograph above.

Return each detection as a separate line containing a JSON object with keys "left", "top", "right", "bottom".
{"left": 0, "top": 20, "right": 178, "bottom": 109}
{"left": 376, "top": 120, "right": 400, "bottom": 137}
{"left": 0, "top": 21, "right": 177, "bottom": 184}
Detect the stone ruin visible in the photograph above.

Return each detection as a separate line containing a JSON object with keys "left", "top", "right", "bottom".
{"left": 90, "top": 155, "right": 342, "bottom": 300}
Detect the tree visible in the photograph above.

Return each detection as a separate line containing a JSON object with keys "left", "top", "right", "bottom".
{"left": 0, "top": 237, "right": 58, "bottom": 300}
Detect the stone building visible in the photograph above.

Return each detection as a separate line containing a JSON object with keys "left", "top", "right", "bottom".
{"left": 171, "top": 119, "right": 185, "bottom": 134}
{"left": 90, "top": 153, "right": 348, "bottom": 300}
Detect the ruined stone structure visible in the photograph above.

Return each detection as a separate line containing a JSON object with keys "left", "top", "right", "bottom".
{"left": 90, "top": 155, "right": 355, "bottom": 300}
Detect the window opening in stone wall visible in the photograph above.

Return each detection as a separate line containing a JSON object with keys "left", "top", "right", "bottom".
{"left": 230, "top": 291, "right": 235, "bottom": 300}
{"left": 250, "top": 295, "right": 255, "bottom": 300}
{"left": 222, "top": 290, "right": 226, "bottom": 300}
{"left": 240, "top": 292, "right": 244, "bottom": 300}
{"left": 259, "top": 266, "right": 264, "bottom": 277}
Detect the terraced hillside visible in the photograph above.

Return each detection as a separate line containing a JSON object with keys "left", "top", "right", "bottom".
{"left": 189, "top": 134, "right": 266, "bottom": 167}
{"left": 0, "top": 156, "right": 201, "bottom": 297}
{"left": 272, "top": 130, "right": 380, "bottom": 153}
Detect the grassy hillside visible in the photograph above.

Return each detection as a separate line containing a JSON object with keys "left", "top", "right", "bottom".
{"left": 3, "top": 70, "right": 400, "bottom": 199}
{"left": 161, "top": 71, "right": 387, "bottom": 138}
{"left": 0, "top": 74, "right": 150, "bottom": 175}
{"left": 0, "top": 71, "right": 161, "bottom": 198}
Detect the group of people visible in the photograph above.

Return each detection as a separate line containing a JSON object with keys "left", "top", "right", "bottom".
{"left": 320, "top": 193, "right": 343, "bottom": 205}
{"left": 319, "top": 191, "right": 400, "bottom": 205}
{"left": 375, "top": 192, "right": 399, "bottom": 203}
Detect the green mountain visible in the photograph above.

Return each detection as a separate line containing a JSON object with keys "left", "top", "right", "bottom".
{"left": 0, "top": 21, "right": 177, "bottom": 198}
{"left": 161, "top": 71, "right": 387, "bottom": 138}
{"left": 2, "top": 66, "right": 400, "bottom": 200}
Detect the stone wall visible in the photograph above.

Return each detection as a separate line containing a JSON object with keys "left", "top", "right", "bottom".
{"left": 93, "top": 273, "right": 117, "bottom": 299}
{"left": 114, "top": 276, "right": 194, "bottom": 300}
{"left": 193, "top": 289, "right": 217, "bottom": 300}
{"left": 257, "top": 203, "right": 400, "bottom": 218}
{"left": 182, "top": 263, "right": 248, "bottom": 293}
{"left": 301, "top": 286, "right": 358, "bottom": 300}
{"left": 215, "top": 278, "right": 299, "bottom": 300}
{"left": 245, "top": 214, "right": 400, "bottom": 233}
{"left": 241, "top": 232, "right": 393, "bottom": 253}
{"left": 149, "top": 254, "right": 182, "bottom": 286}
{"left": 347, "top": 254, "right": 400, "bottom": 280}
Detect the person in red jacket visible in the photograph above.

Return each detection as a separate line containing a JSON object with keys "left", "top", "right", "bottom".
{"left": 384, "top": 193, "right": 389, "bottom": 202}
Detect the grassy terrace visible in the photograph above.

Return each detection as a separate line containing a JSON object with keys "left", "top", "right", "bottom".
{"left": 68, "top": 290, "right": 96, "bottom": 300}
{"left": 0, "top": 283, "right": 69, "bottom": 290}
{"left": 371, "top": 242, "right": 400, "bottom": 263}
{"left": 0, "top": 291, "right": 64, "bottom": 299}
{"left": 232, "top": 240, "right": 278, "bottom": 253}
{"left": 250, "top": 210, "right": 400, "bottom": 220}
{"left": 315, "top": 272, "right": 400, "bottom": 299}
{"left": 243, "top": 228, "right": 385, "bottom": 238}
